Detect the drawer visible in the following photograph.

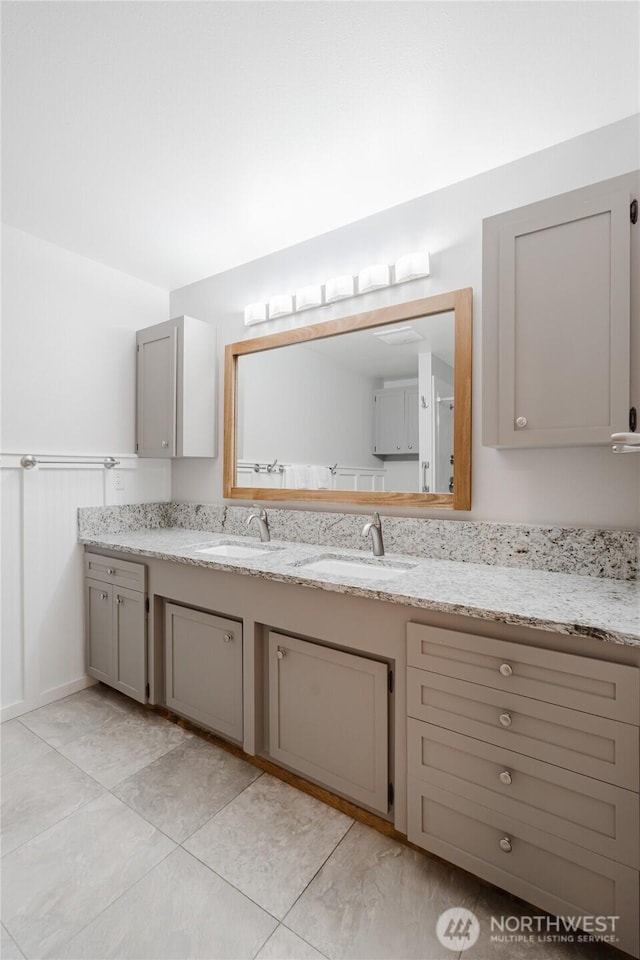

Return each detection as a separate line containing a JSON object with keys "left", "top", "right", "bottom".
{"left": 85, "top": 552, "right": 146, "bottom": 592}
{"left": 408, "top": 718, "right": 640, "bottom": 868}
{"left": 408, "top": 779, "right": 640, "bottom": 959}
{"left": 407, "top": 667, "right": 639, "bottom": 790}
{"left": 407, "top": 622, "right": 639, "bottom": 724}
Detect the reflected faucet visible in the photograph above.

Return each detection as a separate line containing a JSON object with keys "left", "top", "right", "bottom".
{"left": 247, "top": 506, "right": 270, "bottom": 542}
{"left": 362, "top": 512, "right": 384, "bottom": 557}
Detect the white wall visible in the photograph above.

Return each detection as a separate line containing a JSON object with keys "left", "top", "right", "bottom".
{"left": 1, "top": 227, "right": 171, "bottom": 718}
{"left": 238, "top": 345, "right": 379, "bottom": 468}
{"left": 170, "top": 116, "right": 640, "bottom": 530}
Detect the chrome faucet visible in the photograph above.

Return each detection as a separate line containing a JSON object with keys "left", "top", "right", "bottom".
{"left": 247, "top": 506, "right": 270, "bottom": 542}
{"left": 362, "top": 512, "right": 384, "bottom": 557}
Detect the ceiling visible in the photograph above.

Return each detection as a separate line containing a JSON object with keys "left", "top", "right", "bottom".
{"left": 2, "top": 2, "right": 638, "bottom": 291}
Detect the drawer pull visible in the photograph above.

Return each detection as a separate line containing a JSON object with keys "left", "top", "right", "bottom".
{"left": 100, "top": 592, "right": 108, "bottom": 600}
{"left": 499, "top": 662, "right": 513, "bottom": 677}
{"left": 499, "top": 770, "right": 512, "bottom": 785}
{"left": 223, "top": 633, "right": 233, "bottom": 643}
{"left": 277, "top": 649, "right": 286, "bottom": 660}
{"left": 107, "top": 568, "right": 116, "bottom": 576}
{"left": 498, "top": 713, "right": 512, "bottom": 727}
{"left": 499, "top": 836, "right": 513, "bottom": 853}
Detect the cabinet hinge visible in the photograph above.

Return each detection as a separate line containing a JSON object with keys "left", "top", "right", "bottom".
{"left": 135, "top": 442, "right": 139, "bottom": 452}
{"left": 388, "top": 782, "right": 394, "bottom": 806}
{"left": 145, "top": 597, "right": 150, "bottom": 613}
{"left": 388, "top": 670, "right": 394, "bottom": 693}
{"left": 630, "top": 407, "right": 638, "bottom": 433}
{"left": 631, "top": 199, "right": 638, "bottom": 225}
{"left": 137, "top": 343, "right": 140, "bottom": 352}
{"left": 145, "top": 682, "right": 150, "bottom": 698}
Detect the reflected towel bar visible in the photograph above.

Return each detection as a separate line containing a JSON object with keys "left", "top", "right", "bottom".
{"left": 20, "top": 455, "right": 120, "bottom": 469}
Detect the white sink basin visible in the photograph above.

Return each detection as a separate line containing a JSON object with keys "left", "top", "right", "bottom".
{"left": 196, "top": 542, "right": 277, "bottom": 559}
{"left": 297, "top": 555, "right": 414, "bottom": 581}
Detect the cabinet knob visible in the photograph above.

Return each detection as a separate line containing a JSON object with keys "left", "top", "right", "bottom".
{"left": 100, "top": 592, "right": 108, "bottom": 600}
{"left": 277, "top": 649, "right": 286, "bottom": 660}
{"left": 499, "top": 663, "right": 513, "bottom": 677}
{"left": 162, "top": 440, "right": 169, "bottom": 448}
{"left": 515, "top": 416, "right": 528, "bottom": 429}
{"left": 396, "top": 444, "right": 401, "bottom": 450}
{"left": 116, "top": 596, "right": 124, "bottom": 605}
{"left": 223, "top": 633, "right": 233, "bottom": 643}
{"left": 408, "top": 444, "right": 413, "bottom": 450}
{"left": 499, "top": 712, "right": 512, "bottom": 728}
{"left": 499, "top": 770, "right": 512, "bottom": 785}
{"left": 499, "top": 836, "right": 513, "bottom": 853}
{"left": 107, "top": 568, "right": 115, "bottom": 575}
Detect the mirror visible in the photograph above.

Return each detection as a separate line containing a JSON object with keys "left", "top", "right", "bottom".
{"left": 224, "top": 289, "right": 472, "bottom": 509}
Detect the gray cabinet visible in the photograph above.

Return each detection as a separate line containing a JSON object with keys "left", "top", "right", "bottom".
{"left": 136, "top": 315, "right": 216, "bottom": 458}
{"left": 406, "top": 621, "right": 640, "bottom": 958}
{"left": 373, "top": 386, "right": 418, "bottom": 456}
{"left": 84, "top": 554, "right": 147, "bottom": 704}
{"left": 268, "top": 632, "right": 389, "bottom": 814}
{"left": 164, "top": 603, "right": 243, "bottom": 741}
{"left": 483, "top": 173, "right": 637, "bottom": 448}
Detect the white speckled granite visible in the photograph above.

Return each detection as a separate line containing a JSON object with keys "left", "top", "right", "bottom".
{"left": 79, "top": 528, "right": 640, "bottom": 646}
{"left": 78, "top": 503, "right": 639, "bottom": 580}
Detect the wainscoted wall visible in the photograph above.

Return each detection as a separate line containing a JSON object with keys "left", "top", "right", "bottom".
{"left": 0, "top": 456, "right": 170, "bottom": 721}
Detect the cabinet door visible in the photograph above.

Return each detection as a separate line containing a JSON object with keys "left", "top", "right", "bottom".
{"left": 165, "top": 603, "right": 243, "bottom": 741}
{"left": 136, "top": 325, "right": 177, "bottom": 457}
{"left": 483, "top": 175, "right": 634, "bottom": 447}
{"left": 85, "top": 579, "right": 113, "bottom": 684}
{"left": 373, "top": 388, "right": 405, "bottom": 455}
{"left": 113, "top": 587, "right": 147, "bottom": 704}
{"left": 405, "top": 387, "right": 419, "bottom": 453}
{"left": 268, "top": 632, "right": 389, "bottom": 814}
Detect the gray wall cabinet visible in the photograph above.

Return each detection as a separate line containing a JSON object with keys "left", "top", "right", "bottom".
{"left": 136, "top": 315, "right": 216, "bottom": 458}
{"left": 373, "top": 386, "right": 419, "bottom": 456}
{"left": 84, "top": 553, "right": 147, "bottom": 704}
{"left": 165, "top": 603, "right": 243, "bottom": 741}
{"left": 268, "top": 631, "right": 389, "bottom": 814}
{"left": 482, "top": 173, "right": 637, "bottom": 448}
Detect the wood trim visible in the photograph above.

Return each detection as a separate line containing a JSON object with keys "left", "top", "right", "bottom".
{"left": 453, "top": 288, "right": 472, "bottom": 510}
{"left": 223, "top": 289, "right": 473, "bottom": 509}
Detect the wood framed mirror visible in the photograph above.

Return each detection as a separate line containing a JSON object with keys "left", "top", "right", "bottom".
{"left": 224, "top": 288, "right": 472, "bottom": 509}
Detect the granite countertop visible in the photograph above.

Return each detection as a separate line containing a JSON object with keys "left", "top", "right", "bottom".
{"left": 79, "top": 528, "right": 640, "bottom": 647}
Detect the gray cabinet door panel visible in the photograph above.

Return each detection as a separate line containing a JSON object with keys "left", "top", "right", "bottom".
{"left": 482, "top": 174, "right": 635, "bottom": 447}
{"left": 408, "top": 718, "right": 639, "bottom": 868}
{"left": 407, "top": 668, "right": 639, "bottom": 790}
{"left": 268, "top": 632, "right": 389, "bottom": 814}
{"left": 374, "top": 389, "right": 406, "bottom": 455}
{"left": 86, "top": 579, "right": 113, "bottom": 684}
{"left": 407, "top": 779, "right": 639, "bottom": 958}
{"left": 165, "top": 603, "right": 243, "bottom": 741}
{"left": 113, "top": 587, "right": 147, "bottom": 704}
{"left": 136, "top": 326, "right": 177, "bottom": 457}
{"left": 407, "top": 622, "right": 639, "bottom": 723}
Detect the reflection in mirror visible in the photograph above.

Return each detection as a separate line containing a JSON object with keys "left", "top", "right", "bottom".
{"left": 225, "top": 290, "right": 472, "bottom": 509}
{"left": 235, "top": 312, "right": 454, "bottom": 494}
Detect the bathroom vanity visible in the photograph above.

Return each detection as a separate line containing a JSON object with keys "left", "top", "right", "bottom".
{"left": 80, "top": 519, "right": 640, "bottom": 958}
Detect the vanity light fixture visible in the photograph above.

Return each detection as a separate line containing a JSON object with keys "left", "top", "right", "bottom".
{"left": 295, "top": 284, "right": 324, "bottom": 311}
{"left": 244, "top": 302, "right": 269, "bottom": 326}
{"left": 268, "top": 293, "right": 294, "bottom": 319}
{"left": 325, "top": 274, "right": 355, "bottom": 303}
{"left": 358, "top": 264, "right": 390, "bottom": 293}
{"left": 394, "top": 251, "right": 430, "bottom": 284}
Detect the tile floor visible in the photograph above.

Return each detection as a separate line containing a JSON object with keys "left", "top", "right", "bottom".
{"left": 0, "top": 685, "right": 627, "bottom": 960}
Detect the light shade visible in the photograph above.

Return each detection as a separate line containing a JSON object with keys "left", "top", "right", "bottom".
{"left": 268, "top": 293, "right": 294, "bottom": 319}
{"left": 244, "top": 302, "right": 268, "bottom": 326}
{"left": 295, "top": 284, "right": 323, "bottom": 311}
{"left": 325, "top": 275, "right": 354, "bottom": 303}
{"left": 358, "top": 264, "right": 390, "bottom": 293}
{"left": 394, "top": 251, "right": 430, "bottom": 284}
